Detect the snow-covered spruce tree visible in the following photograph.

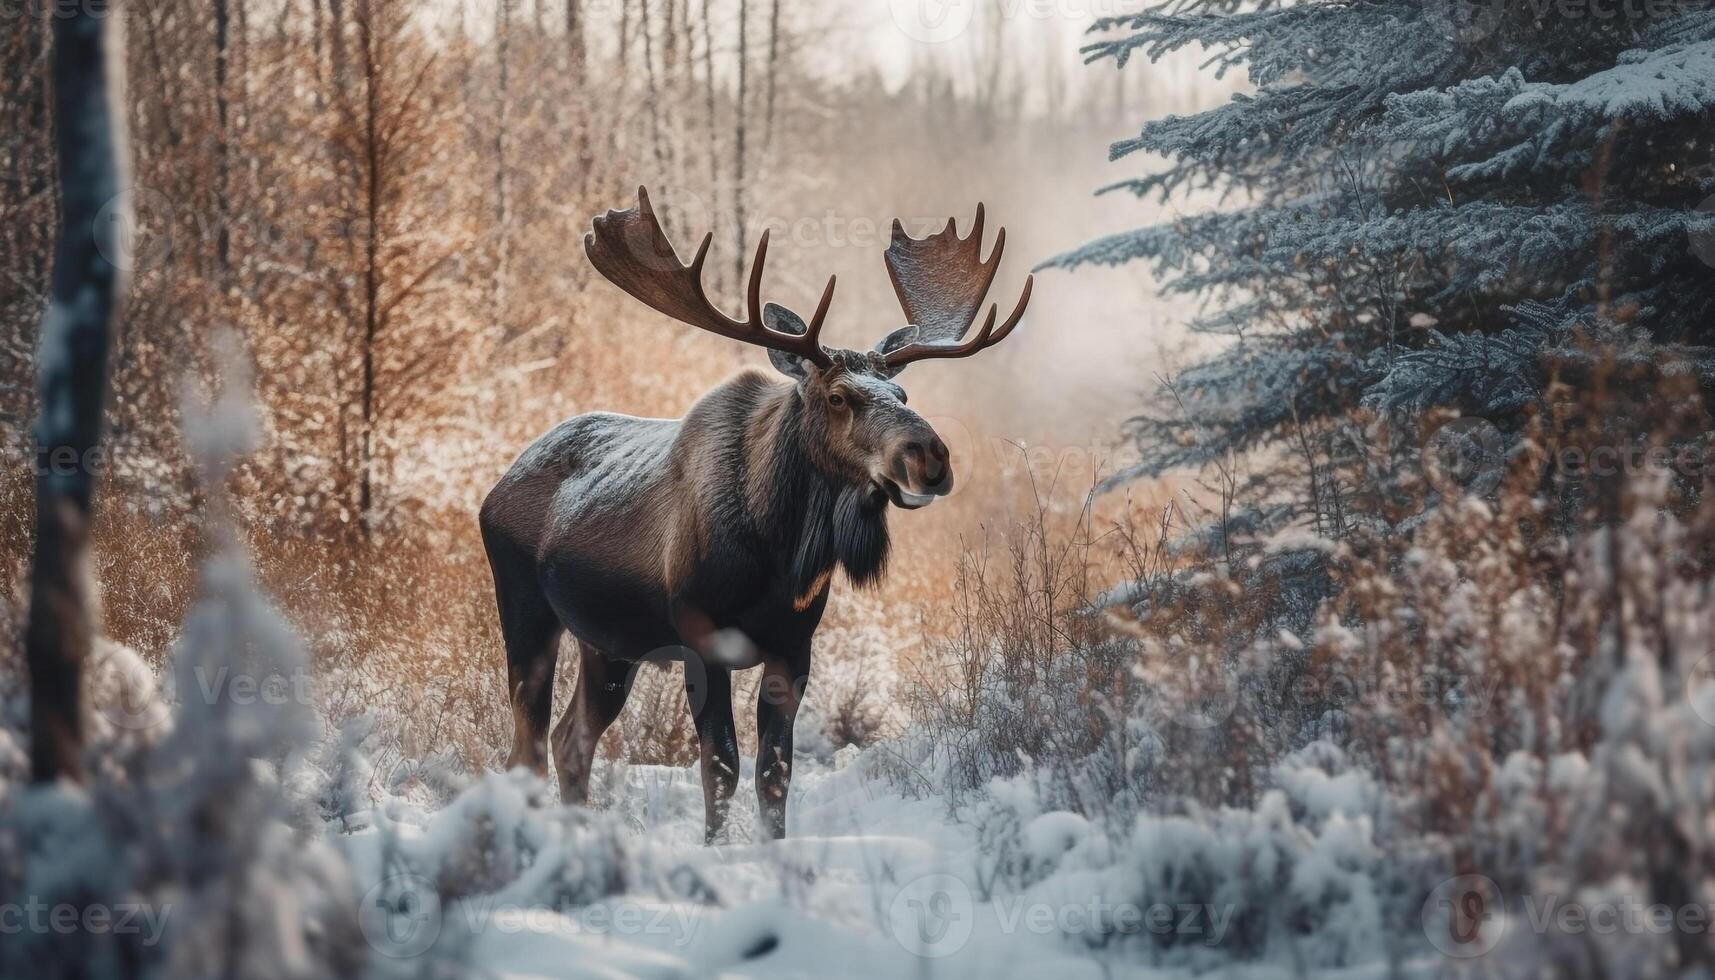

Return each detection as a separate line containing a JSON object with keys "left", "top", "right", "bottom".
{"left": 1046, "top": 1, "right": 1715, "bottom": 543}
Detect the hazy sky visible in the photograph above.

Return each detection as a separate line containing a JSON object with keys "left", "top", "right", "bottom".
{"left": 848, "top": 0, "right": 1102, "bottom": 82}
{"left": 824, "top": 1, "right": 1212, "bottom": 118}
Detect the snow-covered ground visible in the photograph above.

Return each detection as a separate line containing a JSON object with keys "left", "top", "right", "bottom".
{"left": 336, "top": 747, "right": 1437, "bottom": 980}
{"left": 346, "top": 756, "right": 1126, "bottom": 978}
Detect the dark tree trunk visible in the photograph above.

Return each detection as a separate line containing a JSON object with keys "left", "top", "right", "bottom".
{"left": 358, "top": 0, "right": 382, "bottom": 537}
{"left": 566, "top": 0, "right": 585, "bottom": 84}
{"left": 214, "top": 0, "right": 234, "bottom": 276}
{"left": 28, "top": 8, "right": 127, "bottom": 784}
{"left": 732, "top": 0, "right": 747, "bottom": 290}
{"left": 495, "top": 0, "right": 513, "bottom": 320}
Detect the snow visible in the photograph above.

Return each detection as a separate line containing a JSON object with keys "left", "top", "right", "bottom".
{"left": 336, "top": 758, "right": 1174, "bottom": 979}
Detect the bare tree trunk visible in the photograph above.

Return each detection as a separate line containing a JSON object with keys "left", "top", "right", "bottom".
{"left": 763, "top": 0, "right": 779, "bottom": 150}
{"left": 328, "top": 0, "right": 348, "bottom": 92}
{"left": 732, "top": 0, "right": 747, "bottom": 290}
{"left": 213, "top": 0, "right": 234, "bottom": 277}
{"left": 28, "top": 7, "right": 127, "bottom": 785}
{"left": 662, "top": 0, "right": 679, "bottom": 75}
{"left": 356, "top": 0, "right": 382, "bottom": 536}
{"left": 617, "top": 0, "right": 630, "bottom": 77}
{"left": 640, "top": 0, "right": 666, "bottom": 173}
{"left": 495, "top": 0, "right": 513, "bottom": 319}
{"left": 698, "top": 0, "right": 720, "bottom": 289}
{"left": 566, "top": 0, "right": 585, "bottom": 84}
{"left": 565, "top": 0, "right": 593, "bottom": 208}
{"left": 311, "top": 0, "right": 327, "bottom": 104}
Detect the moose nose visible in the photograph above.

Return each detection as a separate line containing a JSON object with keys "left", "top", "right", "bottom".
{"left": 902, "top": 437, "right": 953, "bottom": 492}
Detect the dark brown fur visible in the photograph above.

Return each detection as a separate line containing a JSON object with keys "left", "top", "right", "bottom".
{"left": 495, "top": 190, "right": 1026, "bottom": 840}
{"left": 482, "top": 360, "right": 944, "bottom": 840}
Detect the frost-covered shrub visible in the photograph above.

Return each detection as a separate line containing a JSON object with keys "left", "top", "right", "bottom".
{"left": 1106, "top": 791, "right": 1384, "bottom": 969}
{"left": 892, "top": 487, "right": 1154, "bottom": 828}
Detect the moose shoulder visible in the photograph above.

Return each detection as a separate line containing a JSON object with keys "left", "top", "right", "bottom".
{"left": 481, "top": 187, "right": 1031, "bottom": 841}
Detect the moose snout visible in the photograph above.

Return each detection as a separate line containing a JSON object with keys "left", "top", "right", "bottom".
{"left": 890, "top": 435, "right": 954, "bottom": 499}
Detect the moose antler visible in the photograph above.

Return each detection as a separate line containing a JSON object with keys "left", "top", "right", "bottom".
{"left": 881, "top": 205, "right": 1032, "bottom": 371}
{"left": 585, "top": 186, "right": 836, "bottom": 369}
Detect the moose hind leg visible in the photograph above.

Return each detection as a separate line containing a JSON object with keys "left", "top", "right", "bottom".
{"left": 688, "top": 664, "right": 738, "bottom": 843}
{"left": 755, "top": 653, "right": 808, "bottom": 840}
{"left": 494, "top": 579, "right": 563, "bottom": 777}
{"left": 551, "top": 643, "right": 630, "bottom": 805}
{"left": 487, "top": 528, "right": 565, "bottom": 775}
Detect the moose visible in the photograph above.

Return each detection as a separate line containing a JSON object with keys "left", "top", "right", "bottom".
{"left": 481, "top": 187, "right": 1032, "bottom": 840}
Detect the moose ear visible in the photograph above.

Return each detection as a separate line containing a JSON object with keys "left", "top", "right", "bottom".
{"left": 872, "top": 324, "right": 921, "bottom": 377}
{"left": 763, "top": 303, "right": 815, "bottom": 381}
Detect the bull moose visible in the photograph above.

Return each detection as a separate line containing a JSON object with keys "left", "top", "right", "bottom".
{"left": 481, "top": 188, "right": 1032, "bottom": 840}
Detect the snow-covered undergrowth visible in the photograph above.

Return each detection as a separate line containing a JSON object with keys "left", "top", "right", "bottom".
{"left": 0, "top": 626, "right": 1429, "bottom": 979}
{"left": 0, "top": 520, "right": 1453, "bottom": 979}
{"left": 6, "top": 495, "right": 1708, "bottom": 979}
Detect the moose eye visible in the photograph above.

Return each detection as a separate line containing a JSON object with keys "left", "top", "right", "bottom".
{"left": 828, "top": 393, "right": 847, "bottom": 408}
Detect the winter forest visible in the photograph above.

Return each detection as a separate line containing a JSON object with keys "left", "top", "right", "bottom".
{"left": 5, "top": 0, "right": 1715, "bottom": 976}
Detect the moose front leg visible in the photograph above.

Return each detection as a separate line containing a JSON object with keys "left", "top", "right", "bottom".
{"left": 688, "top": 663, "right": 738, "bottom": 843}
{"left": 755, "top": 649, "right": 809, "bottom": 840}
